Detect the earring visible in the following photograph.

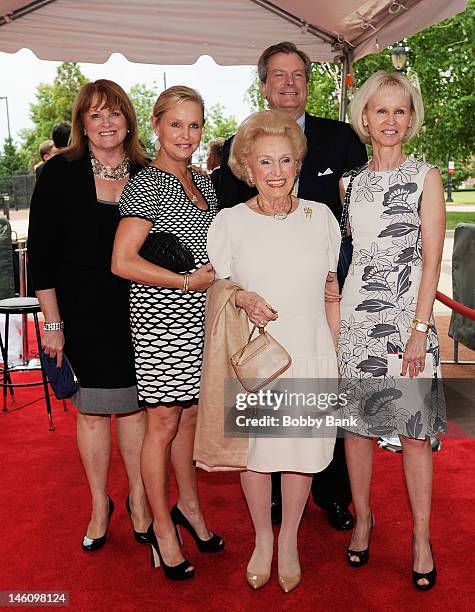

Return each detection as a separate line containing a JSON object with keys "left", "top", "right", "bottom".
{"left": 248, "top": 176, "right": 255, "bottom": 186}
{"left": 83, "top": 129, "right": 87, "bottom": 136}
{"left": 127, "top": 129, "right": 130, "bottom": 133}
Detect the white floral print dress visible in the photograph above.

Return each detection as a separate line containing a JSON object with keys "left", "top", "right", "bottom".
{"left": 337, "top": 157, "right": 446, "bottom": 440}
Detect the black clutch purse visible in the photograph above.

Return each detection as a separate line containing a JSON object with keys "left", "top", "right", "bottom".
{"left": 139, "top": 231, "right": 195, "bottom": 273}
{"left": 39, "top": 349, "right": 79, "bottom": 400}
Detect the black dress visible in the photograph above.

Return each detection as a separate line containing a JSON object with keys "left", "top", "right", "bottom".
{"left": 28, "top": 152, "right": 140, "bottom": 415}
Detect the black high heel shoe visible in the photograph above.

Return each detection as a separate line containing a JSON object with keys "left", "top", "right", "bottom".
{"left": 412, "top": 538, "right": 437, "bottom": 591}
{"left": 126, "top": 497, "right": 150, "bottom": 544}
{"left": 171, "top": 504, "right": 224, "bottom": 553}
{"left": 82, "top": 497, "right": 114, "bottom": 552}
{"left": 346, "top": 512, "right": 374, "bottom": 567}
{"left": 147, "top": 524, "right": 195, "bottom": 581}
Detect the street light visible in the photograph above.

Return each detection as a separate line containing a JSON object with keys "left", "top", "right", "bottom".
{"left": 0, "top": 96, "right": 12, "bottom": 140}
{"left": 390, "top": 44, "right": 409, "bottom": 72}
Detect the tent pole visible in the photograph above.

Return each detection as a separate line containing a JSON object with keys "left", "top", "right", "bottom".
{"left": 339, "top": 52, "right": 351, "bottom": 122}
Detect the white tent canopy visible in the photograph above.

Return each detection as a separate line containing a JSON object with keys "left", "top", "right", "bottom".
{"left": 0, "top": 0, "right": 468, "bottom": 66}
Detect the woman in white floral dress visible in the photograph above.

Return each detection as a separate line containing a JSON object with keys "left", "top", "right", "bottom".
{"left": 331, "top": 72, "right": 446, "bottom": 591}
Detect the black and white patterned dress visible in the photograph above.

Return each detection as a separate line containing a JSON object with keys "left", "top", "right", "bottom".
{"left": 119, "top": 167, "right": 218, "bottom": 405}
{"left": 337, "top": 157, "right": 446, "bottom": 439}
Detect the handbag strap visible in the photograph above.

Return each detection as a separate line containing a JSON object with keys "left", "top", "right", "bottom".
{"left": 235, "top": 325, "right": 264, "bottom": 365}
{"left": 339, "top": 163, "right": 368, "bottom": 238}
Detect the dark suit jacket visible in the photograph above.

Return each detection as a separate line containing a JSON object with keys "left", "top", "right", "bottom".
{"left": 216, "top": 112, "right": 367, "bottom": 220}
{"left": 28, "top": 150, "right": 142, "bottom": 290}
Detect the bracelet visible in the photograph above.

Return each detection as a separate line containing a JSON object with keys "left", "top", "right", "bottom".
{"left": 43, "top": 321, "right": 64, "bottom": 331}
{"left": 411, "top": 318, "right": 433, "bottom": 333}
{"left": 182, "top": 273, "right": 190, "bottom": 294}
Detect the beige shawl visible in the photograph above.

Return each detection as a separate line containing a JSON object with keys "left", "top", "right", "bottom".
{"left": 193, "top": 279, "right": 249, "bottom": 471}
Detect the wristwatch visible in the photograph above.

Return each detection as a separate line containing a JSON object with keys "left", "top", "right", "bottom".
{"left": 411, "top": 318, "right": 432, "bottom": 333}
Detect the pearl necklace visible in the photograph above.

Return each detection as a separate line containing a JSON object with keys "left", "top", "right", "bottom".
{"left": 256, "top": 195, "right": 292, "bottom": 220}
{"left": 91, "top": 152, "right": 130, "bottom": 181}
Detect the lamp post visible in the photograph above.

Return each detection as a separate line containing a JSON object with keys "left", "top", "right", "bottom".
{"left": 0, "top": 96, "right": 12, "bottom": 140}
{"left": 390, "top": 44, "right": 409, "bottom": 72}
{"left": 447, "top": 159, "right": 455, "bottom": 202}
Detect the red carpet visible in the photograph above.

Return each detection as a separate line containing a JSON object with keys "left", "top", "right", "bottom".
{"left": 1, "top": 341, "right": 475, "bottom": 610}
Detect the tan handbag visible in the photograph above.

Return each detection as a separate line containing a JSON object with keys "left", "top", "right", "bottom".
{"left": 230, "top": 325, "right": 292, "bottom": 393}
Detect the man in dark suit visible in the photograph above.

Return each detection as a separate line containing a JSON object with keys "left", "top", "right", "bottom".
{"left": 216, "top": 42, "right": 367, "bottom": 531}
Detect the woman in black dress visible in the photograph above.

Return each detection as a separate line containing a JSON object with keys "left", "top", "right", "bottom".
{"left": 113, "top": 86, "right": 223, "bottom": 581}
{"left": 28, "top": 80, "right": 151, "bottom": 552}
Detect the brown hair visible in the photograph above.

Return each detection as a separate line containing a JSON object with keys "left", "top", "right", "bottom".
{"left": 207, "top": 137, "right": 225, "bottom": 161}
{"left": 38, "top": 139, "right": 55, "bottom": 161}
{"left": 64, "top": 79, "right": 148, "bottom": 165}
{"left": 257, "top": 41, "right": 312, "bottom": 83}
{"left": 229, "top": 110, "right": 307, "bottom": 186}
{"left": 152, "top": 85, "right": 205, "bottom": 125}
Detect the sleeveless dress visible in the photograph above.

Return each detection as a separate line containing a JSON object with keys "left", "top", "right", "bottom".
{"left": 337, "top": 157, "right": 446, "bottom": 439}
{"left": 208, "top": 200, "right": 340, "bottom": 473}
{"left": 119, "top": 167, "right": 218, "bottom": 405}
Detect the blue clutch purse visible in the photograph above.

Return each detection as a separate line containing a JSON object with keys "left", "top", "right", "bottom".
{"left": 39, "top": 349, "right": 79, "bottom": 399}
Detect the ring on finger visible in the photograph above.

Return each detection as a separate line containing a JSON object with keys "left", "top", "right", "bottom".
{"left": 258, "top": 319, "right": 266, "bottom": 327}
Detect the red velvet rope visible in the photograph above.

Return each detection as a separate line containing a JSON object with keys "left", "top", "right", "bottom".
{"left": 436, "top": 291, "right": 475, "bottom": 321}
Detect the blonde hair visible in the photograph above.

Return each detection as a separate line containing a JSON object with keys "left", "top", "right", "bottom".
{"left": 65, "top": 79, "right": 148, "bottom": 165}
{"left": 349, "top": 70, "right": 424, "bottom": 144}
{"left": 229, "top": 110, "right": 307, "bottom": 185}
{"left": 152, "top": 85, "right": 205, "bottom": 124}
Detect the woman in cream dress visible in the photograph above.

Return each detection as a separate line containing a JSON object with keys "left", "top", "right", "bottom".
{"left": 207, "top": 110, "right": 340, "bottom": 592}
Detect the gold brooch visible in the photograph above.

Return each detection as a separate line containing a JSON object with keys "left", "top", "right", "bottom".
{"left": 304, "top": 207, "right": 313, "bottom": 219}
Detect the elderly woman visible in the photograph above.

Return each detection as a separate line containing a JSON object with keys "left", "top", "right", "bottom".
{"left": 332, "top": 71, "right": 446, "bottom": 591}
{"left": 28, "top": 80, "right": 151, "bottom": 551}
{"left": 206, "top": 110, "right": 341, "bottom": 592}
{"left": 112, "top": 85, "right": 223, "bottom": 581}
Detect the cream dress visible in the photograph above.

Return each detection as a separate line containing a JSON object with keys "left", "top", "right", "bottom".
{"left": 207, "top": 199, "right": 340, "bottom": 473}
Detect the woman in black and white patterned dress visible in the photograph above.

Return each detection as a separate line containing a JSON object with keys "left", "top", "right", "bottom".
{"left": 113, "top": 86, "right": 223, "bottom": 581}
{"left": 331, "top": 72, "right": 446, "bottom": 591}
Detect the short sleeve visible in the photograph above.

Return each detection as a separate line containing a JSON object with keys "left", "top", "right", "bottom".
{"left": 207, "top": 209, "right": 232, "bottom": 278}
{"left": 119, "top": 169, "right": 160, "bottom": 222}
{"left": 325, "top": 207, "right": 341, "bottom": 272}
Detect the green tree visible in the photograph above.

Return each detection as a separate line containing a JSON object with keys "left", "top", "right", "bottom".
{"left": 128, "top": 82, "right": 159, "bottom": 158}
{"left": 245, "top": 1, "right": 474, "bottom": 180}
{"left": 20, "top": 62, "right": 88, "bottom": 164}
{"left": 0, "top": 137, "right": 29, "bottom": 177}
{"left": 202, "top": 103, "right": 238, "bottom": 146}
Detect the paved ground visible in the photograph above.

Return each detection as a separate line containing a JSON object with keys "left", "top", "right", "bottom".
{"left": 446, "top": 205, "right": 475, "bottom": 212}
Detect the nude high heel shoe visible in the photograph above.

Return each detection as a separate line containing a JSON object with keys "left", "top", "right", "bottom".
{"left": 246, "top": 571, "right": 271, "bottom": 590}
{"left": 278, "top": 573, "right": 302, "bottom": 593}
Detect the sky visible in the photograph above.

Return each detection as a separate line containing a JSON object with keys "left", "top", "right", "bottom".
{"left": 0, "top": 49, "right": 256, "bottom": 144}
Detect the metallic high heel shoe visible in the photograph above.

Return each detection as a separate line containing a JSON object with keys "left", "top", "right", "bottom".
{"left": 246, "top": 571, "right": 271, "bottom": 590}
{"left": 278, "top": 573, "right": 302, "bottom": 593}
{"left": 126, "top": 497, "right": 150, "bottom": 544}
{"left": 82, "top": 496, "right": 114, "bottom": 552}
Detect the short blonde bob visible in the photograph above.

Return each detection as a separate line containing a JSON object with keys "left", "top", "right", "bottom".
{"left": 229, "top": 110, "right": 307, "bottom": 185}
{"left": 152, "top": 85, "right": 205, "bottom": 124}
{"left": 65, "top": 79, "right": 148, "bottom": 166}
{"left": 349, "top": 70, "right": 424, "bottom": 145}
